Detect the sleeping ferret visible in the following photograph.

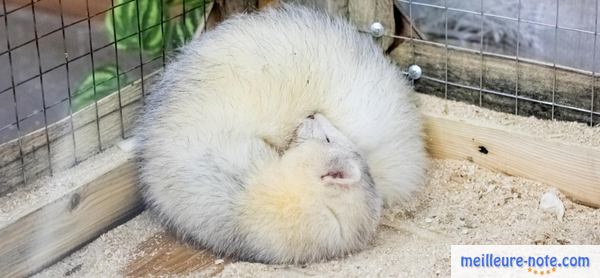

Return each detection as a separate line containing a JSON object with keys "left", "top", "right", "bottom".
{"left": 136, "top": 5, "right": 426, "bottom": 264}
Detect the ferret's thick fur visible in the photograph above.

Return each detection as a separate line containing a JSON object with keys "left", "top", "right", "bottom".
{"left": 137, "top": 5, "right": 425, "bottom": 264}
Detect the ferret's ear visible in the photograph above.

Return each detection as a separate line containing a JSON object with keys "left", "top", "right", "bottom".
{"left": 320, "top": 159, "right": 361, "bottom": 187}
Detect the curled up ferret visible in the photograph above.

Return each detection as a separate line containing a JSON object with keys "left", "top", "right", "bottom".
{"left": 136, "top": 5, "right": 426, "bottom": 264}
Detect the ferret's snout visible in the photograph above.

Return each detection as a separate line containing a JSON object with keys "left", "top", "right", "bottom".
{"left": 320, "top": 160, "right": 362, "bottom": 188}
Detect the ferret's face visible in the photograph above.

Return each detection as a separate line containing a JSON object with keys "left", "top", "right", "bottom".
{"left": 238, "top": 114, "right": 381, "bottom": 263}
{"left": 293, "top": 113, "right": 355, "bottom": 150}
{"left": 291, "top": 114, "right": 369, "bottom": 195}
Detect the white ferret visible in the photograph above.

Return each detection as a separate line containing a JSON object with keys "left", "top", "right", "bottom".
{"left": 137, "top": 5, "right": 425, "bottom": 263}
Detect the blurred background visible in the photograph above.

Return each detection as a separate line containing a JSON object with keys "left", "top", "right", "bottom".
{"left": 396, "top": 0, "right": 600, "bottom": 71}
{"left": 0, "top": 0, "right": 204, "bottom": 144}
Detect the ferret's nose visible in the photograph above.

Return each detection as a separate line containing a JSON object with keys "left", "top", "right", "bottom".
{"left": 321, "top": 160, "right": 362, "bottom": 187}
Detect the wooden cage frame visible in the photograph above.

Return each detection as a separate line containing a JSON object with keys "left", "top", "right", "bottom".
{"left": 0, "top": 1, "right": 598, "bottom": 277}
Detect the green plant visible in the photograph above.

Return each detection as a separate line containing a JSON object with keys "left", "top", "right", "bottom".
{"left": 71, "top": 65, "right": 127, "bottom": 112}
{"left": 72, "top": 0, "right": 208, "bottom": 111}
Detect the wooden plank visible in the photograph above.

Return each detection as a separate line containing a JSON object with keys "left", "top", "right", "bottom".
{"left": 124, "top": 232, "right": 230, "bottom": 277}
{"left": 423, "top": 114, "right": 600, "bottom": 208}
{"left": 215, "top": 0, "right": 258, "bottom": 18}
{"left": 0, "top": 76, "right": 148, "bottom": 195}
{"left": 258, "top": 0, "right": 279, "bottom": 8}
{"left": 0, "top": 159, "right": 144, "bottom": 278}
{"left": 393, "top": 5, "right": 424, "bottom": 41}
{"left": 390, "top": 40, "right": 600, "bottom": 124}
{"left": 283, "top": 0, "right": 349, "bottom": 17}
{"left": 348, "top": 0, "right": 395, "bottom": 50}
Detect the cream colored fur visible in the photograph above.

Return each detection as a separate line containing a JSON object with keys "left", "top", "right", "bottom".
{"left": 137, "top": 5, "right": 425, "bottom": 264}
{"left": 237, "top": 114, "right": 381, "bottom": 263}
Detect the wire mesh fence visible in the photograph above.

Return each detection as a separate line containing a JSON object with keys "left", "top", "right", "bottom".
{"left": 394, "top": 0, "right": 599, "bottom": 126}
{"left": 0, "top": 0, "right": 209, "bottom": 193}
{"left": 0, "top": 0, "right": 598, "bottom": 192}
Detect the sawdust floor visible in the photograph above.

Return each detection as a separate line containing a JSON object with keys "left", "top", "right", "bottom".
{"left": 35, "top": 158, "right": 600, "bottom": 278}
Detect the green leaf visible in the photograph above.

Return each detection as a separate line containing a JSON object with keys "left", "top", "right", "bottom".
{"left": 166, "top": 1, "right": 207, "bottom": 50}
{"left": 106, "top": 0, "right": 166, "bottom": 56}
{"left": 168, "top": 0, "right": 206, "bottom": 8}
{"left": 72, "top": 65, "right": 128, "bottom": 112}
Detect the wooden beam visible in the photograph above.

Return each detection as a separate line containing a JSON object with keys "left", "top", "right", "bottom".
{"left": 394, "top": 5, "right": 424, "bottom": 41}
{"left": 0, "top": 75, "right": 147, "bottom": 195}
{"left": 282, "top": 0, "right": 349, "bottom": 17}
{"left": 0, "top": 159, "right": 143, "bottom": 278}
{"left": 390, "top": 40, "right": 600, "bottom": 124}
{"left": 348, "top": 0, "right": 395, "bottom": 50}
{"left": 215, "top": 0, "right": 258, "bottom": 18}
{"left": 258, "top": 0, "right": 279, "bottom": 9}
{"left": 124, "top": 232, "right": 229, "bottom": 277}
{"left": 423, "top": 114, "right": 600, "bottom": 208}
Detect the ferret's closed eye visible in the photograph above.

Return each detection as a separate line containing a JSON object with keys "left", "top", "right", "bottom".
{"left": 325, "top": 136, "right": 330, "bottom": 143}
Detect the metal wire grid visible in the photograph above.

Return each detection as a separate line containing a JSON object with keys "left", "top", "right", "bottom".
{"left": 396, "top": 0, "right": 600, "bottom": 125}
{"left": 0, "top": 0, "right": 208, "bottom": 183}
{"left": 0, "top": 0, "right": 597, "bottom": 185}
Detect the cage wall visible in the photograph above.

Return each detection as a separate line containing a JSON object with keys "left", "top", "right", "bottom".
{"left": 394, "top": 0, "right": 600, "bottom": 125}
{"left": 1, "top": 2, "right": 600, "bottom": 277}
{"left": 0, "top": 0, "right": 210, "bottom": 194}
{"left": 0, "top": 0, "right": 598, "bottom": 194}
